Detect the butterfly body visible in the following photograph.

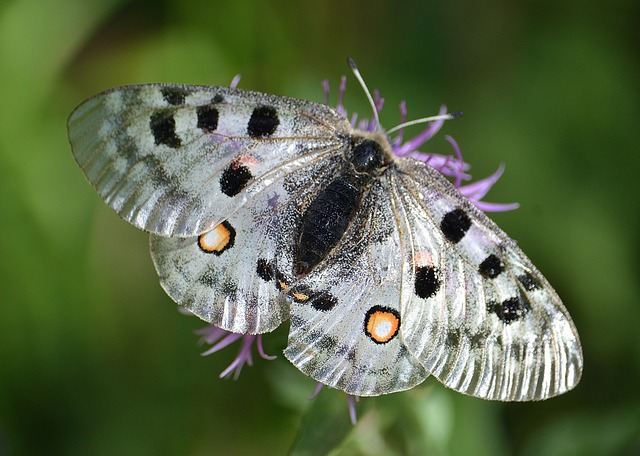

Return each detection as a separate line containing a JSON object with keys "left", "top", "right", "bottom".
{"left": 68, "top": 81, "right": 582, "bottom": 400}
{"left": 296, "top": 135, "right": 391, "bottom": 275}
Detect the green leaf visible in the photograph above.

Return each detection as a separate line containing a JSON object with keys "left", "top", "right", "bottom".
{"left": 289, "top": 389, "right": 354, "bottom": 456}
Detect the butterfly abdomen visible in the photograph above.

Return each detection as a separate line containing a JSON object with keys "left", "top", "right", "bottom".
{"left": 295, "top": 136, "right": 391, "bottom": 276}
{"left": 295, "top": 176, "right": 362, "bottom": 276}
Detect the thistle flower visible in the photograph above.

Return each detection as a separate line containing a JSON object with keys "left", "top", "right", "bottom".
{"left": 195, "top": 74, "right": 519, "bottom": 425}
{"left": 196, "top": 325, "right": 276, "bottom": 380}
{"left": 327, "top": 75, "right": 519, "bottom": 213}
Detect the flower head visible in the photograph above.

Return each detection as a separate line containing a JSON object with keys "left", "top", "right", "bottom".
{"left": 197, "top": 325, "right": 276, "bottom": 380}
{"left": 324, "top": 76, "right": 519, "bottom": 213}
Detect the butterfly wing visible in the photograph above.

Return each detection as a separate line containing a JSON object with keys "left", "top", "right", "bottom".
{"left": 284, "top": 156, "right": 582, "bottom": 399}
{"left": 284, "top": 179, "right": 429, "bottom": 396}
{"left": 68, "top": 84, "right": 350, "bottom": 236}
{"left": 393, "top": 159, "right": 583, "bottom": 401}
{"left": 150, "top": 150, "right": 347, "bottom": 333}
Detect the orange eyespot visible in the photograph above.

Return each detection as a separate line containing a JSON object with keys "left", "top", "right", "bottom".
{"left": 198, "top": 221, "right": 235, "bottom": 255}
{"left": 364, "top": 306, "right": 401, "bottom": 344}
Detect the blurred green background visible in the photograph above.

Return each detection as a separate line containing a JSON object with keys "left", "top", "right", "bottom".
{"left": 1, "top": 0, "right": 639, "bottom": 454}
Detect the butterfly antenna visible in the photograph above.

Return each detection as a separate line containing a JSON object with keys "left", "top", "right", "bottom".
{"left": 348, "top": 57, "right": 380, "bottom": 128}
{"left": 386, "top": 111, "right": 463, "bottom": 135}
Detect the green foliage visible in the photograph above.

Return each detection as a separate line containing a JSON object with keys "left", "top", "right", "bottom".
{"left": 1, "top": 0, "right": 639, "bottom": 454}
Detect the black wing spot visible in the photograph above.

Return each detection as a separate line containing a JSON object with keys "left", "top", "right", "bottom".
{"left": 478, "top": 254, "right": 504, "bottom": 278}
{"left": 161, "top": 87, "right": 189, "bottom": 105}
{"left": 196, "top": 105, "right": 219, "bottom": 132}
{"left": 198, "top": 269, "right": 216, "bottom": 287}
{"left": 150, "top": 111, "right": 181, "bottom": 148}
{"left": 220, "top": 159, "right": 253, "bottom": 197}
{"left": 213, "top": 93, "right": 224, "bottom": 103}
{"left": 309, "top": 291, "right": 338, "bottom": 312}
{"left": 518, "top": 272, "right": 541, "bottom": 291}
{"left": 247, "top": 105, "right": 279, "bottom": 138}
{"left": 488, "top": 294, "right": 531, "bottom": 324}
{"left": 446, "top": 329, "right": 461, "bottom": 347}
{"left": 256, "top": 259, "right": 274, "bottom": 282}
{"left": 318, "top": 335, "right": 338, "bottom": 350}
{"left": 440, "top": 208, "right": 471, "bottom": 243}
{"left": 414, "top": 266, "right": 441, "bottom": 299}
{"left": 145, "top": 155, "right": 171, "bottom": 187}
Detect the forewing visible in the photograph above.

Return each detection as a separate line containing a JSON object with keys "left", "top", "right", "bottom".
{"left": 393, "top": 159, "right": 583, "bottom": 401}
{"left": 284, "top": 180, "right": 429, "bottom": 396}
{"left": 150, "top": 151, "right": 345, "bottom": 334}
{"left": 68, "top": 84, "right": 350, "bottom": 236}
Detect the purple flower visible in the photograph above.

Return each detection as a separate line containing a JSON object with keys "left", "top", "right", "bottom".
{"left": 196, "top": 326, "right": 276, "bottom": 380}
{"left": 323, "top": 76, "right": 519, "bottom": 213}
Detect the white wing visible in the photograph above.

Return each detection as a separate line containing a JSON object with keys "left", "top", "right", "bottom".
{"left": 68, "top": 84, "right": 350, "bottom": 236}
{"left": 393, "top": 158, "right": 583, "bottom": 401}
{"left": 284, "top": 179, "right": 428, "bottom": 396}
{"left": 150, "top": 152, "right": 347, "bottom": 333}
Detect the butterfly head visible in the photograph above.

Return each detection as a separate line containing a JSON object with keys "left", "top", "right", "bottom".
{"left": 347, "top": 133, "right": 393, "bottom": 176}
{"left": 345, "top": 58, "right": 460, "bottom": 158}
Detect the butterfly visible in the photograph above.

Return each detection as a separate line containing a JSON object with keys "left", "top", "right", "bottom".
{"left": 67, "top": 60, "right": 582, "bottom": 401}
